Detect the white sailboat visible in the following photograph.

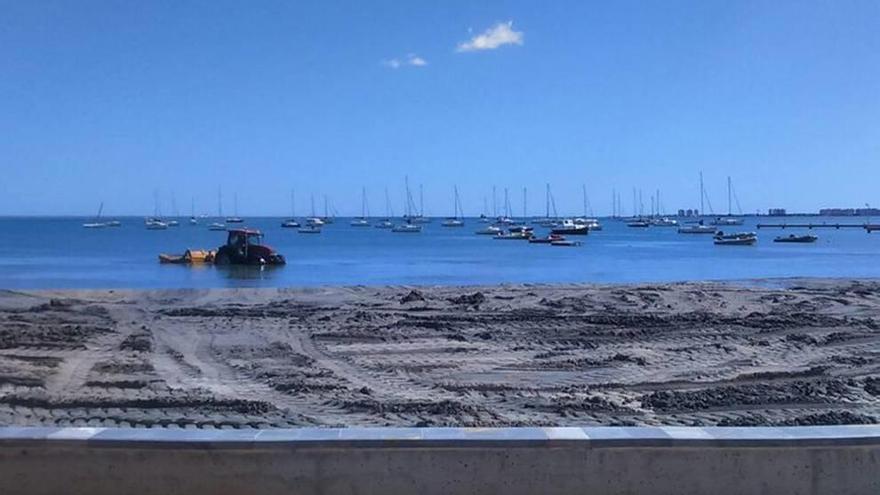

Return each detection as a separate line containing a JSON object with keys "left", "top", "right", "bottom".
{"left": 189, "top": 197, "right": 198, "bottom": 225}
{"left": 351, "top": 187, "right": 370, "bottom": 227}
{"left": 306, "top": 195, "right": 325, "bottom": 227}
{"left": 208, "top": 188, "right": 226, "bottom": 231}
{"left": 375, "top": 188, "right": 394, "bottom": 229}
{"left": 679, "top": 172, "right": 718, "bottom": 234}
{"left": 711, "top": 176, "right": 744, "bottom": 226}
{"left": 574, "top": 184, "right": 602, "bottom": 230}
{"left": 441, "top": 185, "right": 465, "bottom": 227}
{"left": 282, "top": 189, "right": 300, "bottom": 228}
{"left": 83, "top": 202, "right": 107, "bottom": 228}
{"left": 225, "top": 193, "right": 243, "bottom": 223}
{"left": 393, "top": 177, "right": 422, "bottom": 233}
{"left": 145, "top": 191, "right": 168, "bottom": 229}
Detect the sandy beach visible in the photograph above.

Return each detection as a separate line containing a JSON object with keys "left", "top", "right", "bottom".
{"left": 0, "top": 280, "right": 878, "bottom": 428}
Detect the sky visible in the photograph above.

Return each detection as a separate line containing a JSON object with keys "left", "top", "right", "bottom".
{"left": 1, "top": 0, "right": 879, "bottom": 216}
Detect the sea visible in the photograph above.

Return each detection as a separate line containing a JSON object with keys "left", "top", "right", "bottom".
{"left": 0, "top": 216, "right": 878, "bottom": 289}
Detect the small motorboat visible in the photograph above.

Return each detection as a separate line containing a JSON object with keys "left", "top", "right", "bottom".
{"left": 551, "top": 219, "right": 589, "bottom": 235}
{"left": 711, "top": 216, "right": 744, "bottom": 226}
{"left": 392, "top": 222, "right": 422, "bottom": 233}
{"left": 529, "top": 234, "right": 565, "bottom": 244}
{"left": 441, "top": 218, "right": 465, "bottom": 227}
{"left": 774, "top": 234, "right": 818, "bottom": 243}
{"left": 105, "top": 220, "right": 121, "bottom": 227}
{"left": 574, "top": 218, "right": 603, "bottom": 230}
{"left": 652, "top": 217, "right": 679, "bottom": 227}
{"left": 494, "top": 230, "right": 533, "bottom": 240}
{"left": 374, "top": 219, "right": 393, "bottom": 229}
{"left": 626, "top": 219, "right": 651, "bottom": 228}
{"left": 475, "top": 225, "right": 502, "bottom": 235}
{"left": 166, "top": 219, "right": 180, "bottom": 227}
{"left": 678, "top": 221, "right": 716, "bottom": 234}
{"left": 551, "top": 239, "right": 582, "bottom": 247}
{"left": 145, "top": 218, "right": 168, "bottom": 230}
{"left": 225, "top": 217, "right": 244, "bottom": 224}
{"left": 350, "top": 218, "right": 370, "bottom": 227}
{"left": 306, "top": 217, "right": 325, "bottom": 227}
{"left": 208, "top": 222, "right": 227, "bottom": 231}
{"left": 298, "top": 225, "right": 321, "bottom": 234}
{"left": 83, "top": 222, "right": 106, "bottom": 229}
{"left": 281, "top": 219, "right": 300, "bottom": 228}
{"left": 714, "top": 231, "right": 757, "bottom": 246}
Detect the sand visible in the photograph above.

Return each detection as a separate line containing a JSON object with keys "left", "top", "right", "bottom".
{"left": 0, "top": 280, "right": 878, "bottom": 429}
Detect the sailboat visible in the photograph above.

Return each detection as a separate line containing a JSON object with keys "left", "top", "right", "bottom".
{"left": 711, "top": 177, "right": 744, "bottom": 226}
{"left": 574, "top": 184, "right": 602, "bottom": 230}
{"left": 351, "top": 187, "right": 370, "bottom": 227}
{"left": 319, "top": 195, "right": 335, "bottom": 224}
{"left": 282, "top": 189, "right": 300, "bottom": 228}
{"left": 375, "top": 188, "right": 394, "bottom": 229}
{"left": 208, "top": 188, "right": 226, "bottom": 231}
{"left": 678, "top": 172, "right": 717, "bottom": 234}
{"left": 495, "top": 188, "right": 514, "bottom": 225}
{"left": 408, "top": 184, "right": 430, "bottom": 224}
{"left": 145, "top": 191, "right": 168, "bottom": 229}
{"left": 306, "top": 195, "right": 325, "bottom": 227}
{"left": 393, "top": 177, "right": 422, "bottom": 233}
{"left": 189, "top": 197, "right": 198, "bottom": 225}
{"left": 225, "top": 193, "right": 243, "bottom": 223}
{"left": 441, "top": 186, "right": 465, "bottom": 227}
{"left": 83, "top": 202, "right": 107, "bottom": 228}
{"left": 534, "top": 184, "right": 558, "bottom": 227}
{"left": 166, "top": 193, "right": 180, "bottom": 227}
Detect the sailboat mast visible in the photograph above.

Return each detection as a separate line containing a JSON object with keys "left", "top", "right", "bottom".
{"left": 727, "top": 176, "right": 732, "bottom": 216}
{"left": 699, "top": 171, "right": 704, "bottom": 216}
{"left": 492, "top": 186, "right": 497, "bottom": 218}
{"left": 582, "top": 184, "right": 587, "bottom": 217}
{"left": 504, "top": 188, "right": 509, "bottom": 217}
{"left": 545, "top": 184, "right": 550, "bottom": 218}
{"left": 419, "top": 184, "right": 424, "bottom": 217}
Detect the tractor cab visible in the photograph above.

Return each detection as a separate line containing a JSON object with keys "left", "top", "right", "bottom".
{"left": 227, "top": 229, "right": 264, "bottom": 249}
{"left": 215, "top": 228, "right": 286, "bottom": 266}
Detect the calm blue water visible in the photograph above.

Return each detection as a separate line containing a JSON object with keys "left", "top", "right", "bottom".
{"left": 0, "top": 217, "right": 877, "bottom": 289}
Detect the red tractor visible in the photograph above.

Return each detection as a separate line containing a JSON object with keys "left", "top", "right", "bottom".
{"left": 214, "top": 229, "right": 286, "bottom": 266}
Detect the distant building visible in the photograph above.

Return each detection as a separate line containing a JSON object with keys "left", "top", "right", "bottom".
{"left": 819, "top": 208, "right": 880, "bottom": 216}
{"left": 678, "top": 209, "right": 698, "bottom": 217}
{"left": 768, "top": 208, "right": 787, "bottom": 216}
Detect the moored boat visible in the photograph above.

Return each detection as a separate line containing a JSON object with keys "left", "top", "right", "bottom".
{"left": 714, "top": 231, "right": 757, "bottom": 245}
{"left": 529, "top": 234, "right": 565, "bottom": 244}
{"left": 678, "top": 222, "right": 717, "bottom": 234}
{"left": 476, "top": 225, "right": 502, "bottom": 235}
{"left": 551, "top": 219, "right": 589, "bottom": 235}
{"left": 774, "top": 234, "right": 818, "bottom": 243}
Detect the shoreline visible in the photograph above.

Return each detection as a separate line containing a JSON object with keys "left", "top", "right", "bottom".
{"left": 1, "top": 279, "right": 879, "bottom": 428}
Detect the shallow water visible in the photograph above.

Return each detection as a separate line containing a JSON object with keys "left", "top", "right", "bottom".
{"left": 0, "top": 216, "right": 878, "bottom": 289}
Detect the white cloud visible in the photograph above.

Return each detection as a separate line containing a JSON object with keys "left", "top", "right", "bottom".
{"left": 382, "top": 54, "right": 428, "bottom": 69}
{"left": 456, "top": 21, "right": 523, "bottom": 52}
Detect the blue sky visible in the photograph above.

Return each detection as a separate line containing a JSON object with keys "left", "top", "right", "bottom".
{"left": 1, "top": 0, "right": 879, "bottom": 216}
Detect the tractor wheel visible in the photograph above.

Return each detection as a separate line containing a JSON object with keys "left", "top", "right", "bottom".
{"left": 214, "top": 249, "right": 231, "bottom": 265}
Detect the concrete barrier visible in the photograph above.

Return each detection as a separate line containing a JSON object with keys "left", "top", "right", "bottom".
{"left": 1, "top": 425, "right": 879, "bottom": 494}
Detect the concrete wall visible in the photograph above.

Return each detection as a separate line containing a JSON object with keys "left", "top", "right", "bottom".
{"left": 1, "top": 426, "right": 879, "bottom": 495}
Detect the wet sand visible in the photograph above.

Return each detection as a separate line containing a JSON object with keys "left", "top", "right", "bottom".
{"left": 0, "top": 280, "right": 878, "bottom": 428}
